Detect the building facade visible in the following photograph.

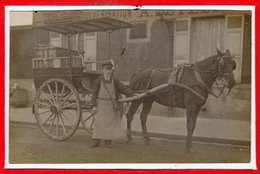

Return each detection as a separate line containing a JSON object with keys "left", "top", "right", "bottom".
{"left": 32, "top": 10, "right": 251, "bottom": 83}
{"left": 9, "top": 10, "right": 252, "bottom": 120}
{"left": 10, "top": 25, "right": 49, "bottom": 78}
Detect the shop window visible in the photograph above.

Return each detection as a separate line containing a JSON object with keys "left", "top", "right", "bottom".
{"left": 227, "top": 16, "right": 242, "bottom": 28}
{"left": 50, "top": 31, "right": 61, "bottom": 47}
{"left": 127, "top": 21, "right": 150, "bottom": 42}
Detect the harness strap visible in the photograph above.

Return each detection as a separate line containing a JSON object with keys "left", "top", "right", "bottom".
{"left": 193, "top": 58, "right": 228, "bottom": 98}
{"left": 145, "top": 68, "right": 155, "bottom": 90}
{"left": 193, "top": 68, "right": 206, "bottom": 87}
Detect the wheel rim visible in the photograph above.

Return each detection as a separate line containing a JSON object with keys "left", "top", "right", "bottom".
{"left": 80, "top": 93, "right": 95, "bottom": 134}
{"left": 34, "top": 78, "right": 81, "bottom": 140}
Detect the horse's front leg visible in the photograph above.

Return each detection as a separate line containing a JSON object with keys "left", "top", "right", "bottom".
{"left": 126, "top": 101, "right": 141, "bottom": 144}
{"left": 140, "top": 100, "right": 153, "bottom": 145}
{"left": 186, "top": 103, "right": 201, "bottom": 153}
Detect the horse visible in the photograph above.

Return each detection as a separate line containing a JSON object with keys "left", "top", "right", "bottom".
{"left": 126, "top": 49, "right": 236, "bottom": 153}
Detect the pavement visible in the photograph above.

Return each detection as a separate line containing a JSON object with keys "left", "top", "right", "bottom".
{"left": 9, "top": 107, "right": 250, "bottom": 146}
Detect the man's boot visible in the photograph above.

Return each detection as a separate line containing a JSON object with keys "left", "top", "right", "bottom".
{"left": 90, "top": 139, "right": 100, "bottom": 148}
{"left": 105, "top": 140, "right": 112, "bottom": 148}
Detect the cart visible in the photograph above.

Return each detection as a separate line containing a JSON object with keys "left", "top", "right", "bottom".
{"left": 32, "top": 17, "right": 133, "bottom": 140}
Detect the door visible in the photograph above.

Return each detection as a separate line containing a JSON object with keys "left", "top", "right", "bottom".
{"left": 190, "top": 16, "right": 225, "bottom": 63}
{"left": 225, "top": 15, "right": 244, "bottom": 83}
{"left": 173, "top": 19, "right": 190, "bottom": 67}
{"left": 84, "top": 32, "right": 97, "bottom": 70}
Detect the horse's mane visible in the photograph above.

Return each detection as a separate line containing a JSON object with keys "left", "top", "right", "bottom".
{"left": 196, "top": 54, "right": 218, "bottom": 69}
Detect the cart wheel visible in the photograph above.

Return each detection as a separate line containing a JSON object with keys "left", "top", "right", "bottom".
{"left": 81, "top": 109, "right": 95, "bottom": 134}
{"left": 80, "top": 92, "right": 95, "bottom": 134}
{"left": 34, "top": 78, "right": 81, "bottom": 140}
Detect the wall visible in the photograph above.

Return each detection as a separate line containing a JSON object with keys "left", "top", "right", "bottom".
{"left": 96, "top": 19, "right": 174, "bottom": 81}
{"left": 32, "top": 10, "right": 251, "bottom": 83}
{"left": 10, "top": 27, "right": 49, "bottom": 78}
{"left": 10, "top": 11, "right": 251, "bottom": 121}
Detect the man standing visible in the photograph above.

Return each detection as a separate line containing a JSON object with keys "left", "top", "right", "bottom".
{"left": 90, "top": 61, "right": 134, "bottom": 148}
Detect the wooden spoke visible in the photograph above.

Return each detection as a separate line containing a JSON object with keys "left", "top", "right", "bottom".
{"left": 61, "top": 103, "right": 77, "bottom": 110}
{"left": 60, "top": 112, "right": 73, "bottom": 127}
{"left": 60, "top": 92, "right": 73, "bottom": 107}
{"left": 48, "top": 114, "right": 57, "bottom": 134}
{"left": 42, "top": 93, "right": 55, "bottom": 105}
{"left": 59, "top": 113, "right": 67, "bottom": 136}
{"left": 47, "top": 83, "right": 56, "bottom": 103}
{"left": 59, "top": 84, "right": 66, "bottom": 104}
{"left": 56, "top": 113, "right": 59, "bottom": 137}
{"left": 37, "top": 101, "right": 52, "bottom": 108}
{"left": 55, "top": 81, "right": 58, "bottom": 102}
{"left": 42, "top": 113, "right": 55, "bottom": 127}
{"left": 37, "top": 110, "right": 51, "bottom": 116}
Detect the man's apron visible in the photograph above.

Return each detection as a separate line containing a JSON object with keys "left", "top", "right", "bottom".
{"left": 92, "top": 80, "right": 125, "bottom": 139}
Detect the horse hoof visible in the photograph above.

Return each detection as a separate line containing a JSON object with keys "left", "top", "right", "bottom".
{"left": 186, "top": 147, "right": 196, "bottom": 153}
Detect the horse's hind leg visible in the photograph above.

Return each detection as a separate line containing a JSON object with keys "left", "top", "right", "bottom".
{"left": 140, "top": 100, "right": 153, "bottom": 145}
{"left": 126, "top": 100, "right": 141, "bottom": 143}
{"left": 186, "top": 103, "right": 201, "bottom": 153}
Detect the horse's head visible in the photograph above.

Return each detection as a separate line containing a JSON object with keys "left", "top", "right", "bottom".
{"left": 216, "top": 48, "right": 236, "bottom": 90}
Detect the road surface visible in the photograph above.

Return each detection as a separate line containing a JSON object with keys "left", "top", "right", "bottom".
{"left": 9, "top": 123, "right": 250, "bottom": 164}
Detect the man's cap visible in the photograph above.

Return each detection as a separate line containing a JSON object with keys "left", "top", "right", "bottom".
{"left": 102, "top": 61, "right": 114, "bottom": 69}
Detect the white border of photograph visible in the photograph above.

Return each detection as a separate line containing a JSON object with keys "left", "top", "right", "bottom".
{"left": 5, "top": 5, "right": 256, "bottom": 170}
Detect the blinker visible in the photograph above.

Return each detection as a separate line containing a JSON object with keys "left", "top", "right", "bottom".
{"left": 219, "top": 58, "right": 225, "bottom": 67}
{"left": 232, "top": 60, "right": 236, "bottom": 70}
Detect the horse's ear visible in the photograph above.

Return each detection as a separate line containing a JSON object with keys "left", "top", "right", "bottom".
{"left": 216, "top": 47, "right": 222, "bottom": 56}
{"left": 226, "top": 49, "right": 231, "bottom": 56}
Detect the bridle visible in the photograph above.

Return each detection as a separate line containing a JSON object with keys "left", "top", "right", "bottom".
{"left": 216, "top": 55, "right": 235, "bottom": 79}
{"left": 194, "top": 55, "right": 234, "bottom": 98}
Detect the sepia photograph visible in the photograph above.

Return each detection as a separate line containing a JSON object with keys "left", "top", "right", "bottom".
{"left": 6, "top": 6, "right": 255, "bottom": 169}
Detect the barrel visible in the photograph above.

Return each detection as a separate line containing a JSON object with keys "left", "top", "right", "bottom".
{"left": 10, "top": 88, "right": 27, "bottom": 107}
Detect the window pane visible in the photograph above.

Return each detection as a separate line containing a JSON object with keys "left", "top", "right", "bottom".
{"left": 175, "top": 34, "right": 189, "bottom": 57}
{"left": 85, "top": 32, "right": 95, "bottom": 36}
{"left": 227, "top": 16, "right": 242, "bottom": 28}
{"left": 129, "top": 22, "right": 147, "bottom": 39}
{"left": 50, "top": 32, "right": 60, "bottom": 38}
{"left": 176, "top": 20, "right": 188, "bottom": 32}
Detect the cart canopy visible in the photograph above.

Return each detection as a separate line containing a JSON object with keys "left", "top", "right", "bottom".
{"left": 33, "top": 17, "right": 134, "bottom": 35}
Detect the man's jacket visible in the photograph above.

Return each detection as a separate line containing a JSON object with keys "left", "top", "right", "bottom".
{"left": 91, "top": 76, "right": 134, "bottom": 107}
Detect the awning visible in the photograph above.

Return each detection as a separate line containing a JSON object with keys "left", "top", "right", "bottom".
{"left": 33, "top": 17, "right": 134, "bottom": 34}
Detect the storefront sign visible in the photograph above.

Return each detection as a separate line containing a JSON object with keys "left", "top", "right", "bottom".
{"left": 33, "top": 10, "right": 230, "bottom": 26}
